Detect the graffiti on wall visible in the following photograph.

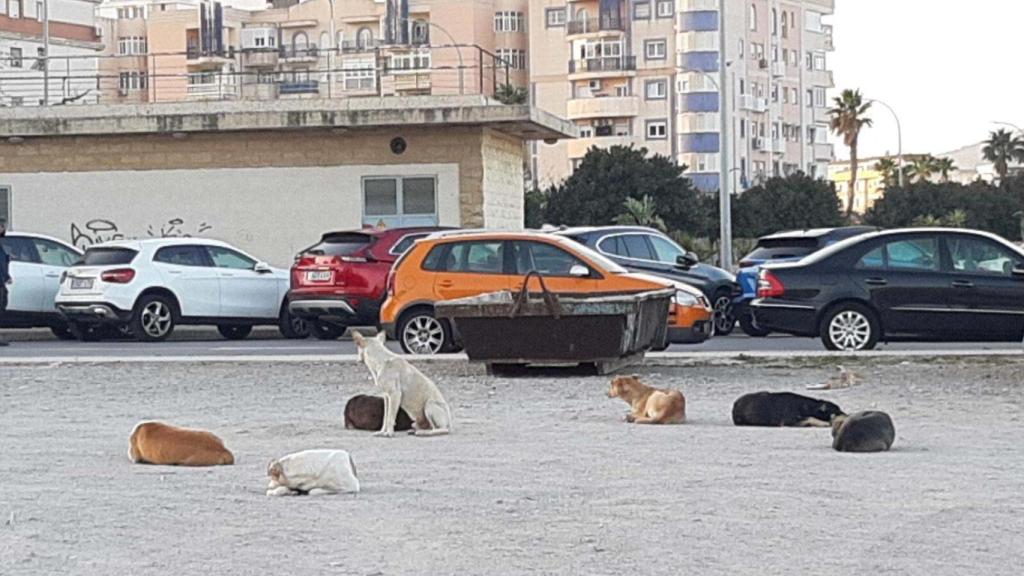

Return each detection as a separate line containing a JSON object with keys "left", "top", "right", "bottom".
{"left": 70, "top": 218, "right": 214, "bottom": 250}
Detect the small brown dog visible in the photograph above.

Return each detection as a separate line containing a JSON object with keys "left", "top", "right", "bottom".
{"left": 344, "top": 394, "right": 414, "bottom": 432}
{"left": 607, "top": 375, "right": 686, "bottom": 424}
{"left": 128, "top": 421, "right": 235, "bottom": 466}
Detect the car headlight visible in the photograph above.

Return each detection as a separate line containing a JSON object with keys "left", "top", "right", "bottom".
{"left": 673, "top": 290, "right": 699, "bottom": 307}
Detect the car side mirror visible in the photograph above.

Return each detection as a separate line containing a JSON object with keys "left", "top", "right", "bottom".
{"left": 569, "top": 264, "right": 590, "bottom": 278}
{"left": 676, "top": 252, "right": 699, "bottom": 269}
{"left": 254, "top": 261, "right": 272, "bottom": 274}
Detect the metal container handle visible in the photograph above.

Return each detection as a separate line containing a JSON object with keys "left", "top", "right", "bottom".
{"left": 510, "top": 270, "right": 561, "bottom": 319}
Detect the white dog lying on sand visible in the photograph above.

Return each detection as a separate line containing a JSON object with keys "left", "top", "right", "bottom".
{"left": 266, "top": 449, "right": 360, "bottom": 496}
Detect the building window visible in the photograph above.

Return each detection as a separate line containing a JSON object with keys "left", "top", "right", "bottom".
{"left": 362, "top": 176, "right": 438, "bottom": 228}
{"left": 781, "top": 11, "right": 789, "bottom": 38}
{"left": 806, "top": 11, "right": 823, "bottom": 32}
{"left": 494, "top": 11, "right": 525, "bottom": 33}
{"left": 579, "top": 126, "right": 593, "bottom": 138}
{"left": 496, "top": 49, "right": 527, "bottom": 70}
{"left": 10, "top": 96, "right": 23, "bottom": 106}
{"left": 118, "top": 71, "right": 147, "bottom": 93}
{"left": 738, "top": 39, "right": 744, "bottom": 58}
{"left": 356, "top": 27, "right": 373, "bottom": 50}
{"left": 411, "top": 20, "right": 429, "bottom": 44}
{"left": 813, "top": 52, "right": 826, "bottom": 70}
{"left": 646, "top": 119, "right": 668, "bottom": 140}
{"left": 242, "top": 28, "right": 277, "bottom": 49}
{"left": 814, "top": 87, "right": 826, "bottom": 108}
{"left": 342, "top": 59, "right": 375, "bottom": 91}
{"left": 0, "top": 186, "right": 9, "bottom": 226}
{"left": 634, "top": 1, "right": 651, "bottom": 20}
{"left": 117, "top": 36, "right": 148, "bottom": 56}
{"left": 32, "top": 46, "right": 44, "bottom": 71}
{"left": 116, "top": 6, "right": 141, "bottom": 19}
{"left": 749, "top": 4, "right": 756, "bottom": 31}
{"left": 644, "top": 39, "right": 667, "bottom": 60}
{"left": 9, "top": 47, "right": 22, "bottom": 68}
{"left": 771, "top": 84, "right": 778, "bottom": 102}
{"left": 0, "top": 0, "right": 6, "bottom": 15}
{"left": 545, "top": 7, "right": 566, "bottom": 28}
{"left": 9, "top": 0, "right": 21, "bottom": 18}
{"left": 740, "top": 119, "right": 746, "bottom": 139}
{"left": 771, "top": 8, "right": 778, "bottom": 35}
{"left": 34, "top": 0, "right": 41, "bottom": 21}
{"left": 806, "top": 89, "right": 814, "bottom": 108}
{"left": 645, "top": 79, "right": 667, "bottom": 100}
{"left": 656, "top": 1, "right": 673, "bottom": 18}
{"left": 389, "top": 50, "right": 431, "bottom": 71}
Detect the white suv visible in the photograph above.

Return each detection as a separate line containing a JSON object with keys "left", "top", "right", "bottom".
{"left": 55, "top": 238, "right": 309, "bottom": 342}
{"left": 0, "top": 232, "right": 82, "bottom": 339}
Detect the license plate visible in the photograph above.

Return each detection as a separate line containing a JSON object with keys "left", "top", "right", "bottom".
{"left": 305, "top": 271, "right": 332, "bottom": 282}
{"left": 71, "top": 278, "right": 93, "bottom": 290}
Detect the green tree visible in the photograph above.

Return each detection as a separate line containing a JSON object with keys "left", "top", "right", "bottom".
{"left": 907, "top": 155, "right": 938, "bottom": 183}
{"left": 494, "top": 84, "right": 528, "bottom": 105}
{"left": 982, "top": 129, "right": 1024, "bottom": 180}
{"left": 943, "top": 208, "right": 968, "bottom": 228}
{"left": 524, "top": 186, "right": 547, "bottom": 228}
{"left": 829, "top": 89, "right": 873, "bottom": 217}
{"left": 731, "top": 173, "right": 844, "bottom": 238}
{"left": 543, "top": 145, "right": 709, "bottom": 235}
{"left": 874, "top": 157, "right": 899, "bottom": 188}
{"left": 615, "top": 195, "right": 667, "bottom": 231}
{"left": 934, "top": 157, "right": 956, "bottom": 183}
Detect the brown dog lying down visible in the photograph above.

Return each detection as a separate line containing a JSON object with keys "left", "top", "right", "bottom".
{"left": 607, "top": 375, "right": 686, "bottom": 424}
{"left": 128, "top": 421, "right": 234, "bottom": 466}
{"left": 344, "top": 394, "right": 414, "bottom": 432}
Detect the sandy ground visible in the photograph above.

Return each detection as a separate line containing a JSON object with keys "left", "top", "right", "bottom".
{"left": 1, "top": 357, "right": 1023, "bottom": 576}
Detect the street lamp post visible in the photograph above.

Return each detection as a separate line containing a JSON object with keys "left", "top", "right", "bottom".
{"left": 42, "top": 0, "right": 49, "bottom": 105}
{"left": 717, "top": 0, "right": 732, "bottom": 270}
{"left": 869, "top": 98, "right": 903, "bottom": 187}
{"left": 327, "top": 0, "right": 335, "bottom": 99}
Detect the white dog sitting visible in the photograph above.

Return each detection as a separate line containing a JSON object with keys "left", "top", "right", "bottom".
{"left": 352, "top": 332, "right": 453, "bottom": 438}
{"left": 266, "top": 449, "right": 360, "bottom": 496}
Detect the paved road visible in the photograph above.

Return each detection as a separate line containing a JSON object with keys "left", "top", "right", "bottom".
{"left": 0, "top": 328, "right": 1019, "bottom": 359}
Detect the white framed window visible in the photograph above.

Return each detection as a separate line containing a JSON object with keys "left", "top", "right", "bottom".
{"left": 771, "top": 8, "right": 778, "bottom": 35}
{"left": 342, "top": 59, "right": 375, "bottom": 91}
{"left": 9, "top": 0, "right": 20, "bottom": 18}
{"left": 117, "top": 36, "right": 147, "bottom": 56}
{"left": 814, "top": 87, "right": 826, "bottom": 108}
{"left": 411, "top": 20, "right": 429, "bottom": 44}
{"left": 362, "top": 176, "right": 438, "bottom": 228}
{"left": 806, "top": 89, "right": 814, "bottom": 108}
{"left": 806, "top": 11, "right": 823, "bottom": 32}
{"left": 118, "top": 71, "right": 147, "bottom": 93}
{"left": 579, "top": 126, "right": 594, "bottom": 138}
{"left": 545, "top": 7, "right": 566, "bottom": 28}
{"left": 813, "top": 52, "right": 826, "bottom": 71}
{"left": 749, "top": 4, "right": 756, "bottom": 30}
{"left": 356, "top": 27, "right": 374, "bottom": 50}
{"left": 496, "top": 48, "right": 527, "bottom": 70}
{"left": 771, "top": 84, "right": 778, "bottom": 102}
{"left": 494, "top": 11, "right": 525, "bottom": 33}
{"left": 389, "top": 50, "right": 431, "bottom": 71}
{"left": 644, "top": 39, "right": 667, "bottom": 60}
{"left": 634, "top": 1, "right": 651, "bottom": 20}
{"left": 738, "top": 39, "right": 744, "bottom": 58}
{"left": 0, "top": 0, "right": 6, "bottom": 15}
{"left": 34, "top": 0, "right": 41, "bottom": 21}
{"left": 9, "top": 47, "right": 22, "bottom": 68}
{"left": 242, "top": 28, "right": 278, "bottom": 49}
{"left": 646, "top": 119, "right": 668, "bottom": 140}
{"left": 656, "top": 1, "right": 673, "bottom": 18}
{"left": 645, "top": 79, "right": 667, "bottom": 100}
{"left": 616, "top": 84, "right": 630, "bottom": 97}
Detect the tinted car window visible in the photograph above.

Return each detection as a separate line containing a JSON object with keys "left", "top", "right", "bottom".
{"left": 885, "top": 238, "right": 938, "bottom": 271}
{"left": 857, "top": 246, "right": 885, "bottom": 269}
{"left": 0, "top": 237, "right": 38, "bottom": 263}
{"left": 83, "top": 247, "right": 138, "bottom": 266}
{"left": 513, "top": 241, "right": 586, "bottom": 276}
{"left": 744, "top": 238, "right": 819, "bottom": 261}
{"left": 597, "top": 236, "right": 624, "bottom": 257}
{"left": 207, "top": 246, "right": 257, "bottom": 270}
{"left": 442, "top": 241, "right": 505, "bottom": 274}
{"left": 948, "top": 236, "right": 1021, "bottom": 276}
{"left": 306, "top": 233, "right": 372, "bottom": 257}
{"left": 32, "top": 238, "right": 79, "bottom": 267}
{"left": 649, "top": 235, "right": 685, "bottom": 264}
{"left": 422, "top": 245, "right": 446, "bottom": 271}
{"left": 622, "top": 234, "right": 656, "bottom": 260}
{"left": 153, "top": 246, "right": 206, "bottom": 267}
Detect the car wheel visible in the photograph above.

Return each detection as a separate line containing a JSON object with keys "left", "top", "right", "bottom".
{"left": 311, "top": 321, "right": 347, "bottom": 340}
{"left": 397, "top": 309, "right": 453, "bottom": 355}
{"left": 217, "top": 325, "right": 253, "bottom": 340}
{"left": 129, "top": 294, "right": 177, "bottom": 342}
{"left": 278, "top": 307, "right": 310, "bottom": 339}
{"left": 50, "top": 323, "right": 76, "bottom": 341}
{"left": 67, "top": 321, "right": 102, "bottom": 342}
{"left": 738, "top": 313, "right": 771, "bottom": 337}
{"left": 712, "top": 291, "right": 736, "bottom": 336}
{"left": 820, "top": 303, "right": 880, "bottom": 351}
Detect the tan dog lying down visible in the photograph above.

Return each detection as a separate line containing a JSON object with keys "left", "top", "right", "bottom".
{"left": 608, "top": 375, "right": 686, "bottom": 424}
{"left": 267, "top": 449, "right": 360, "bottom": 496}
{"left": 128, "top": 421, "right": 234, "bottom": 466}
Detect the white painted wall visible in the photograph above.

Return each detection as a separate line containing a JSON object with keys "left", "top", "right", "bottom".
{"left": 2, "top": 163, "right": 461, "bottom": 266}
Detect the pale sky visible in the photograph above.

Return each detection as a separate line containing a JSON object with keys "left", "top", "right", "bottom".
{"left": 829, "top": 0, "right": 1024, "bottom": 160}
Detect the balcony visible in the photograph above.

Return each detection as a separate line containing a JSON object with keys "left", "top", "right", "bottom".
{"left": 813, "top": 105, "right": 830, "bottom": 124}
{"left": 740, "top": 94, "right": 768, "bottom": 113}
{"left": 186, "top": 48, "right": 234, "bottom": 69}
{"left": 279, "top": 80, "right": 320, "bottom": 96}
{"left": 281, "top": 45, "right": 319, "bottom": 63}
{"left": 567, "top": 15, "right": 626, "bottom": 37}
{"left": 814, "top": 142, "right": 834, "bottom": 160}
{"left": 567, "top": 135, "right": 633, "bottom": 159}
{"left": 680, "top": 0, "right": 719, "bottom": 10}
{"left": 186, "top": 75, "right": 237, "bottom": 100}
{"left": 823, "top": 25, "right": 834, "bottom": 50}
{"left": 566, "top": 95, "right": 639, "bottom": 120}
{"left": 568, "top": 56, "right": 637, "bottom": 79}
{"left": 771, "top": 61, "right": 786, "bottom": 78}
{"left": 240, "top": 48, "right": 278, "bottom": 68}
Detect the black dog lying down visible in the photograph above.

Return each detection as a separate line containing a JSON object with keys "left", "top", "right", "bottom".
{"left": 832, "top": 411, "right": 895, "bottom": 452}
{"left": 344, "top": 394, "right": 414, "bottom": 432}
{"left": 732, "top": 391, "right": 845, "bottom": 427}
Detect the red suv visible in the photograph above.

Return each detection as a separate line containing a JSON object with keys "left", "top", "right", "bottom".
{"left": 287, "top": 227, "right": 450, "bottom": 339}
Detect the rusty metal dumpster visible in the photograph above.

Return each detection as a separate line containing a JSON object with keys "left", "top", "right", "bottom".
{"left": 435, "top": 272, "right": 674, "bottom": 375}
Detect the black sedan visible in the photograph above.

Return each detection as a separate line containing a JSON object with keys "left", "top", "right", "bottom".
{"left": 751, "top": 228, "right": 1024, "bottom": 350}
{"left": 555, "top": 226, "right": 740, "bottom": 335}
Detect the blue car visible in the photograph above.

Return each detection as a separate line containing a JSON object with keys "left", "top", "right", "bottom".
{"left": 555, "top": 226, "right": 740, "bottom": 335}
{"left": 734, "top": 227, "right": 878, "bottom": 336}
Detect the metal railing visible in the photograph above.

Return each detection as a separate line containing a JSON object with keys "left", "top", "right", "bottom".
{"left": 0, "top": 43, "right": 520, "bottom": 107}
{"left": 566, "top": 15, "right": 626, "bottom": 35}
{"left": 568, "top": 56, "right": 637, "bottom": 74}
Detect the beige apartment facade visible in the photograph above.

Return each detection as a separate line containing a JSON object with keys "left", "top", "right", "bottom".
{"left": 529, "top": 0, "right": 835, "bottom": 192}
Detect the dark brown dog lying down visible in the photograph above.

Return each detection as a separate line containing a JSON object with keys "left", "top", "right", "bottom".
{"left": 344, "top": 394, "right": 414, "bottom": 432}
{"left": 128, "top": 421, "right": 234, "bottom": 466}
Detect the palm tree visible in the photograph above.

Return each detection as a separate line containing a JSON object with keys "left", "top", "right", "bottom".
{"left": 943, "top": 209, "right": 968, "bottom": 228}
{"left": 907, "top": 155, "right": 938, "bottom": 183}
{"left": 494, "top": 83, "right": 528, "bottom": 105}
{"left": 829, "top": 89, "right": 873, "bottom": 217}
{"left": 615, "top": 196, "right": 666, "bottom": 231}
{"left": 874, "top": 157, "right": 899, "bottom": 188}
{"left": 934, "top": 157, "right": 956, "bottom": 182}
{"left": 982, "top": 129, "right": 1024, "bottom": 181}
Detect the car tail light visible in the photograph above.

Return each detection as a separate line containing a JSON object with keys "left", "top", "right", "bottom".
{"left": 757, "top": 270, "right": 785, "bottom": 298}
{"left": 101, "top": 268, "right": 136, "bottom": 284}
{"left": 386, "top": 268, "right": 397, "bottom": 296}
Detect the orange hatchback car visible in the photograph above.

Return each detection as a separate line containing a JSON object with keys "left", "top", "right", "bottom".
{"left": 380, "top": 231, "right": 713, "bottom": 354}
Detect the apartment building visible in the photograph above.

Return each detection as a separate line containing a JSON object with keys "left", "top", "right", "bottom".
{"left": 529, "top": 0, "right": 836, "bottom": 192}
{"left": 0, "top": 0, "right": 103, "bottom": 106}
{"left": 94, "top": 0, "right": 529, "bottom": 104}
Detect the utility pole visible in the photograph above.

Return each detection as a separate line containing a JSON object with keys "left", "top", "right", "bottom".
{"left": 42, "top": 0, "right": 49, "bottom": 105}
{"left": 717, "top": 0, "right": 732, "bottom": 270}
